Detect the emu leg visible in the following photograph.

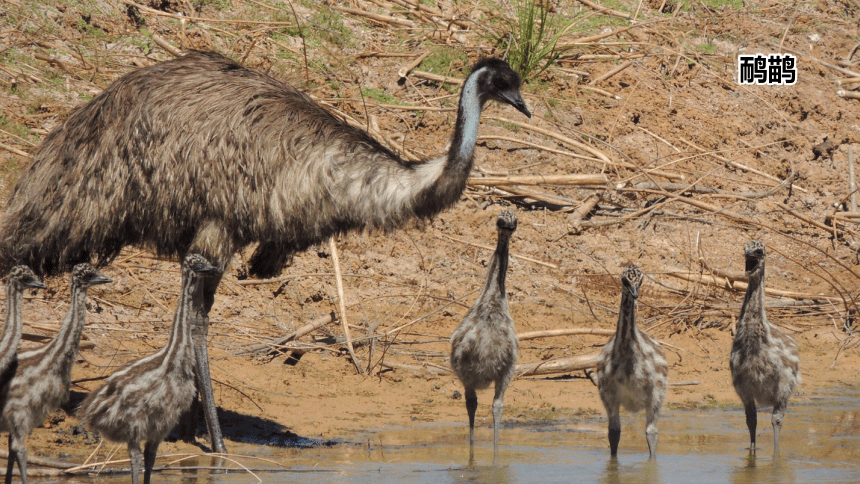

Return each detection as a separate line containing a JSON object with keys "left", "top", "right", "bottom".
{"left": 143, "top": 441, "right": 158, "bottom": 484}
{"left": 5, "top": 434, "right": 14, "bottom": 484}
{"left": 645, "top": 404, "right": 659, "bottom": 458}
{"left": 608, "top": 406, "right": 621, "bottom": 457}
{"left": 492, "top": 378, "right": 509, "bottom": 463}
{"left": 465, "top": 387, "right": 477, "bottom": 447}
{"left": 128, "top": 442, "right": 142, "bottom": 484}
{"left": 465, "top": 387, "right": 477, "bottom": 463}
{"left": 7, "top": 431, "right": 28, "bottom": 484}
{"left": 772, "top": 401, "right": 786, "bottom": 456}
{"left": 743, "top": 399, "right": 757, "bottom": 454}
{"left": 191, "top": 272, "right": 227, "bottom": 454}
{"left": 192, "top": 319, "right": 226, "bottom": 453}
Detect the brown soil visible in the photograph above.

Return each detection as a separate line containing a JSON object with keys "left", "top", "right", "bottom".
{"left": 1, "top": 0, "right": 859, "bottom": 470}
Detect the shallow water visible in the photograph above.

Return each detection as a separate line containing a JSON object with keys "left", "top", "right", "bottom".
{"left": 68, "top": 391, "right": 859, "bottom": 483}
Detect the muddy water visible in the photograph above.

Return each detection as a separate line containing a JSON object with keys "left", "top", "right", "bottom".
{"left": 69, "top": 391, "right": 859, "bottom": 483}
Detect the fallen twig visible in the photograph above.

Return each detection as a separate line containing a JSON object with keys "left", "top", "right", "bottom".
{"left": 518, "top": 328, "right": 615, "bottom": 340}
{"left": 589, "top": 60, "right": 633, "bottom": 85}
{"left": 0, "top": 141, "right": 30, "bottom": 158}
{"left": 410, "top": 70, "right": 464, "bottom": 85}
{"left": 487, "top": 116, "right": 612, "bottom": 163}
{"left": 149, "top": 32, "right": 181, "bottom": 57}
{"left": 436, "top": 233, "right": 559, "bottom": 269}
{"left": 332, "top": 6, "right": 415, "bottom": 27}
{"left": 515, "top": 353, "right": 600, "bottom": 377}
{"left": 235, "top": 312, "right": 337, "bottom": 355}
{"left": 663, "top": 271, "right": 836, "bottom": 300}
{"left": 328, "top": 237, "right": 363, "bottom": 374}
{"left": 575, "top": 0, "right": 631, "bottom": 19}
{"left": 678, "top": 137, "right": 806, "bottom": 193}
{"left": 468, "top": 174, "right": 608, "bottom": 187}
{"left": 398, "top": 51, "right": 429, "bottom": 78}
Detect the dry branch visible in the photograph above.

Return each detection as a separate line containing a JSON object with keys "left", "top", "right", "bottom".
{"left": 410, "top": 70, "right": 464, "bottom": 85}
{"left": 518, "top": 328, "right": 615, "bottom": 340}
{"left": 581, "top": 85, "right": 622, "bottom": 100}
{"left": 0, "top": 141, "right": 30, "bottom": 158}
{"left": 556, "top": 18, "right": 669, "bottom": 50}
{"left": 0, "top": 451, "right": 75, "bottom": 470}
{"left": 328, "top": 237, "right": 363, "bottom": 374}
{"left": 235, "top": 312, "right": 337, "bottom": 355}
{"left": 117, "top": 0, "right": 297, "bottom": 25}
{"left": 663, "top": 271, "right": 835, "bottom": 300}
{"left": 487, "top": 117, "right": 612, "bottom": 163}
{"left": 567, "top": 194, "right": 600, "bottom": 228}
{"left": 515, "top": 353, "right": 600, "bottom": 377}
{"left": 678, "top": 137, "right": 806, "bottom": 193}
{"left": 575, "top": 0, "right": 631, "bottom": 19}
{"left": 849, "top": 147, "right": 857, "bottom": 212}
{"left": 331, "top": 6, "right": 415, "bottom": 27}
{"left": 468, "top": 174, "right": 608, "bottom": 187}
{"left": 398, "top": 51, "right": 429, "bottom": 78}
{"left": 837, "top": 90, "right": 860, "bottom": 100}
{"left": 382, "top": 352, "right": 601, "bottom": 378}
{"left": 777, "top": 45, "right": 860, "bottom": 78}
{"left": 149, "top": 33, "right": 181, "bottom": 57}
{"left": 484, "top": 185, "right": 580, "bottom": 208}
{"left": 636, "top": 188, "right": 757, "bottom": 226}
{"left": 436, "top": 233, "right": 558, "bottom": 269}
{"left": 589, "top": 61, "right": 633, "bottom": 85}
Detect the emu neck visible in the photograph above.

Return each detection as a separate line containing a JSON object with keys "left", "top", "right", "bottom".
{"left": 42, "top": 283, "right": 89, "bottom": 370}
{"left": 1, "top": 281, "right": 23, "bottom": 362}
{"left": 164, "top": 273, "right": 198, "bottom": 362}
{"left": 447, "top": 67, "right": 487, "bottom": 174}
{"left": 614, "top": 290, "right": 638, "bottom": 348}
{"left": 475, "top": 229, "right": 512, "bottom": 309}
{"left": 737, "top": 263, "right": 768, "bottom": 339}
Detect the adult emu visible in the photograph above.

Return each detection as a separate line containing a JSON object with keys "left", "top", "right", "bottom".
{"left": 0, "top": 50, "right": 531, "bottom": 452}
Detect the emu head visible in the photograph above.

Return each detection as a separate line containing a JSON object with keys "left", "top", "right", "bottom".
{"left": 71, "top": 263, "right": 112, "bottom": 288}
{"left": 6, "top": 265, "right": 46, "bottom": 290}
{"left": 621, "top": 264, "right": 644, "bottom": 299}
{"left": 496, "top": 210, "right": 518, "bottom": 232}
{"left": 472, "top": 58, "right": 531, "bottom": 118}
{"left": 183, "top": 254, "right": 222, "bottom": 278}
{"left": 743, "top": 240, "right": 766, "bottom": 276}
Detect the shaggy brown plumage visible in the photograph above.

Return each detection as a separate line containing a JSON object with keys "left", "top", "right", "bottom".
{"left": 0, "top": 52, "right": 530, "bottom": 278}
{"left": 0, "top": 50, "right": 530, "bottom": 452}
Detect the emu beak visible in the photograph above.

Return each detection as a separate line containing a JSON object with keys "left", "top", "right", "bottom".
{"left": 630, "top": 285, "right": 639, "bottom": 299}
{"left": 744, "top": 256, "right": 759, "bottom": 275}
{"left": 24, "top": 279, "right": 47, "bottom": 290}
{"left": 502, "top": 91, "right": 531, "bottom": 118}
{"left": 200, "top": 264, "right": 223, "bottom": 277}
{"left": 89, "top": 275, "right": 112, "bottom": 285}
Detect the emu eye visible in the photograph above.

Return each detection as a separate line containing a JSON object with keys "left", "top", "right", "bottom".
{"left": 195, "top": 263, "right": 203, "bottom": 271}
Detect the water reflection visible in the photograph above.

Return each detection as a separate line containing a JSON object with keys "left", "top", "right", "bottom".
{"left": 65, "top": 395, "right": 860, "bottom": 484}
{"left": 729, "top": 453, "right": 798, "bottom": 484}
{"left": 602, "top": 457, "right": 661, "bottom": 484}
{"left": 447, "top": 462, "right": 512, "bottom": 484}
